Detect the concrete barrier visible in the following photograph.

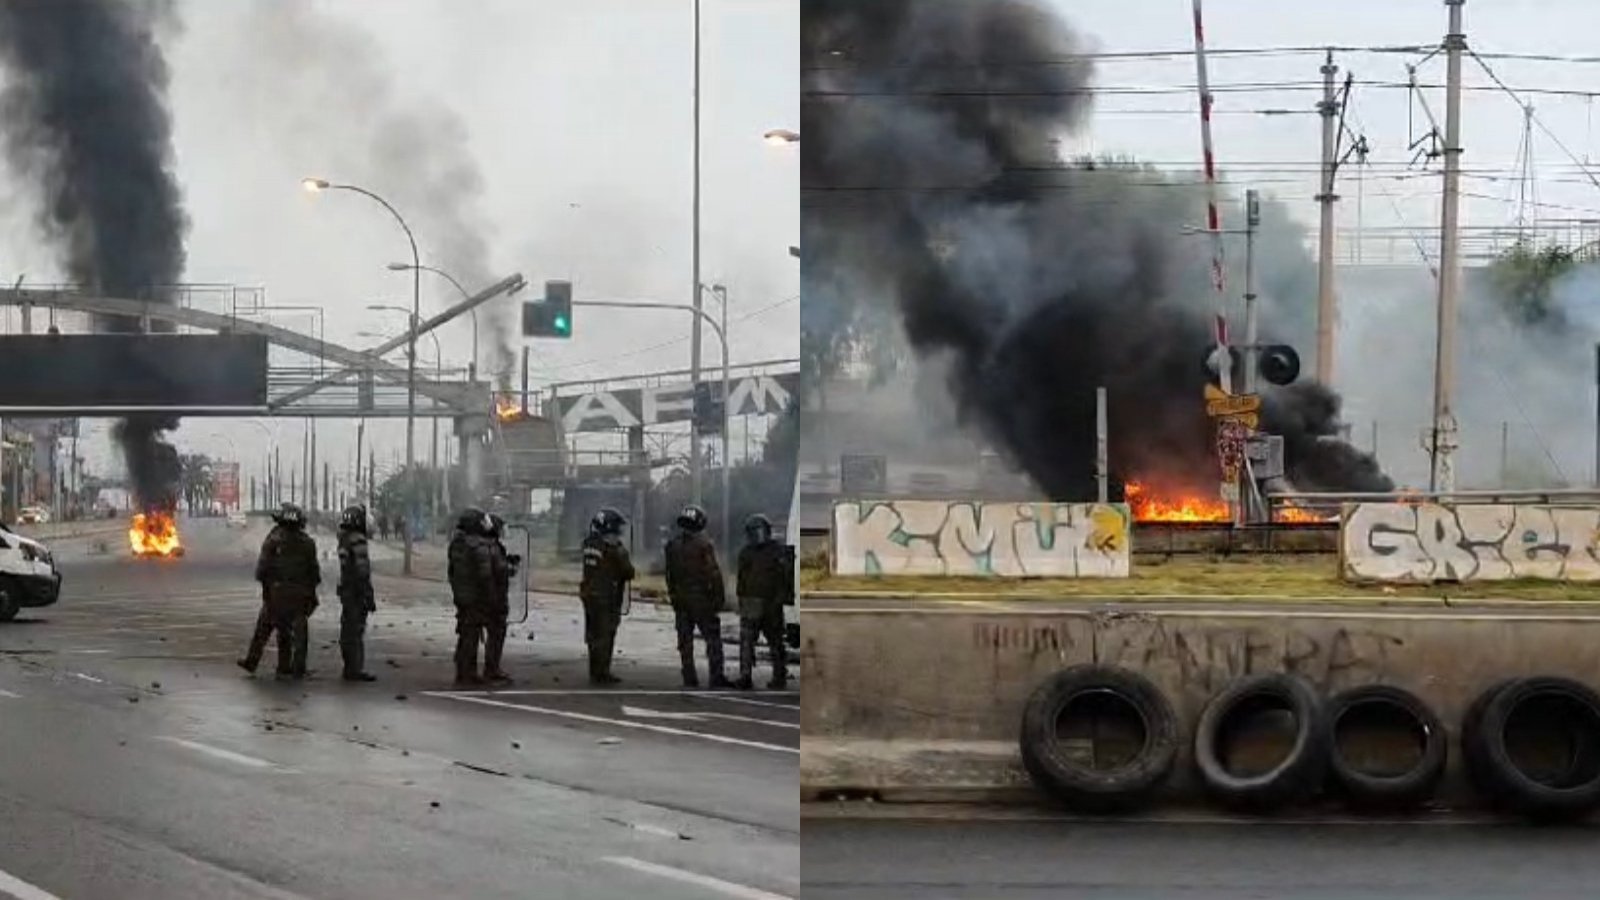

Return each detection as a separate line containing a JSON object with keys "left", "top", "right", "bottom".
{"left": 800, "top": 599, "right": 1600, "bottom": 805}
{"left": 831, "top": 500, "right": 1131, "bottom": 578}
{"left": 1342, "top": 502, "right": 1600, "bottom": 582}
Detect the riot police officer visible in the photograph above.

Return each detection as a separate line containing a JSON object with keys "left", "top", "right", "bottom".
{"left": 663, "top": 504, "right": 730, "bottom": 689}
{"left": 448, "top": 507, "right": 496, "bottom": 687}
{"left": 580, "top": 508, "right": 634, "bottom": 685}
{"left": 735, "top": 513, "right": 791, "bottom": 690}
{"left": 336, "top": 505, "right": 377, "bottom": 682}
{"left": 241, "top": 502, "right": 320, "bottom": 679}
{"left": 482, "top": 513, "right": 517, "bottom": 685}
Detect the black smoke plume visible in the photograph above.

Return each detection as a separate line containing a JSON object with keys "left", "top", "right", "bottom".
{"left": 802, "top": 0, "right": 1390, "bottom": 499}
{"left": 0, "top": 0, "right": 188, "bottom": 510}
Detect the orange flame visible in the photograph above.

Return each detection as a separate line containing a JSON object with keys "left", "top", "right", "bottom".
{"left": 495, "top": 397, "right": 524, "bottom": 422}
{"left": 1273, "top": 503, "right": 1333, "bottom": 523}
{"left": 129, "top": 511, "right": 183, "bottom": 558}
{"left": 1124, "top": 481, "right": 1231, "bottom": 523}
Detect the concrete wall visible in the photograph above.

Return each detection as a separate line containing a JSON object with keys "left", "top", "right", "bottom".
{"left": 800, "top": 602, "right": 1600, "bottom": 803}
{"left": 831, "top": 501, "right": 1131, "bottom": 578}
{"left": 1342, "top": 502, "right": 1600, "bottom": 582}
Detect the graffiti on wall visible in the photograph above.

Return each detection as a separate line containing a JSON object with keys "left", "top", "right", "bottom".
{"left": 1342, "top": 502, "right": 1600, "bottom": 582}
{"left": 832, "top": 500, "right": 1131, "bottom": 578}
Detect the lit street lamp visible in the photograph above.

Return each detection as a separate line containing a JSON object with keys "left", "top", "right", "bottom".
{"left": 304, "top": 177, "right": 422, "bottom": 575}
{"left": 763, "top": 128, "right": 799, "bottom": 146}
{"left": 388, "top": 262, "right": 479, "bottom": 382}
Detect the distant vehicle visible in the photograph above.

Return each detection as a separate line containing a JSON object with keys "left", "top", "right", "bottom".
{"left": 0, "top": 521, "right": 61, "bottom": 621}
{"left": 226, "top": 511, "right": 248, "bottom": 529}
{"left": 17, "top": 507, "right": 49, "bottom": 525}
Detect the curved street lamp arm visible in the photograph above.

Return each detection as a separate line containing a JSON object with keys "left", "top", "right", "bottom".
{"left": 328, "top": 184, "right": 419, "bottom": 269}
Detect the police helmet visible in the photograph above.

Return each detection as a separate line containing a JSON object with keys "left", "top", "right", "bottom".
{"left": 456, "top": 506, "right": 487, "bottom": 534}
{"left": 676, "top": 504, "right": 708, "bottom": 533}
{"left": 273, "top": 502, "right": 306, "bottom": 528}
{"left": 487, "top": 513, "right": 506, "bottom": 538}
{"left": 339, "top": 505, "right": 368, "bottom": 533}
{"left": 590, "top": 507, "right": 626, "bottom": 537}
{"left": 744, "top": 513, "right": 773, "bottom": 543}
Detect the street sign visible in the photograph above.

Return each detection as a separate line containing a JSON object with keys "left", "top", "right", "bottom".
{"left": 1245, "top": 434, "right": 1285, "bottom": 481}
{"left": 213, "top": 462, "right": 240, "bottom": 508}
{"left": 1206, "top": 392, "right": 1262, "bottom": 418}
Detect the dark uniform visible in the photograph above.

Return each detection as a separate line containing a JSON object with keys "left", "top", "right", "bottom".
{"left": 736, "top": 516, "right": 791, "bottom": 690}
{"left": 242, "top": 504, "right": 320, "bottom": 678}
{"left": 580, "top": 508, "right": 634, "bottom": 685}
{"left": 664, "top": 505, "right": 729, "bottom": 689}
{"left": 336, "top": 506, "right": 377, "bottom": 682}
{"left": 483, "top": 514, "right": 515, "bottom": 684}
{"left": 448, "top": 509, "right": 496, "bottom": 686}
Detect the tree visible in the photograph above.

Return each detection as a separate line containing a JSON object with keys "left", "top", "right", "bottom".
{"left": 179, "top": 453, "right": 215, "bottom": 515}
{"left": 1488, "top": 240, "right": 1576, "bottom": 327}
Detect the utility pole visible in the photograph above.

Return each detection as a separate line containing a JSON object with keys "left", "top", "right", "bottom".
{"left": 1243, "top": 189, "right": 1262, "bottom": 394}
{"left": 689, "top": 0, "right": 704, "bottom": 510}
{"left": 1095, "top": 387, "right": 1109, "bottom": 503}
{"left": 1429, "top": 0, "right": 1466, "bottom": 493}
{"left": 355, "top": 419, "right": 365, "bottom": 510}
{"left": 1316, "top": 48, "right": 1340, "bottom": 386}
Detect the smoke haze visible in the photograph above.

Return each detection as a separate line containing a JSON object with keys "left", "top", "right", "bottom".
{"left": 0, "top": 0, "right": 188, "bottom": 509}
{"left": 802, "top": 0, "right": 1391, "bottom": 499}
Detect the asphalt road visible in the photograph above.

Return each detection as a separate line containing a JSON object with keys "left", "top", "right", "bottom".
{"left": 0, "top": 517, "right": 797, "bottom": 900}
{"left": 802, "top": 815, "right": 1600, "bottom": 899}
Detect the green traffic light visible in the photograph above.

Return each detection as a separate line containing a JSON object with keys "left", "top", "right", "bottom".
{"left": 554, "top": 315, "right": 569, "bottom": 334}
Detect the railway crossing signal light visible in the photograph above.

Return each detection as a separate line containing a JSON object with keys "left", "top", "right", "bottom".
{"left": 1258, "top": 344, "right": 1301, "bottom": 386}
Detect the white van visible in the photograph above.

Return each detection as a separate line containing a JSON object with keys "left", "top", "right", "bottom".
{"left": 0, "top": 521, "right": 61, "bottom": 621}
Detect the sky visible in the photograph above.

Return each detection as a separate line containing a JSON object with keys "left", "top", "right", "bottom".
{"left": 1043, "top": 0, "right": 1600, "bottom": 487}
{"left": 0, "top": 0, "right": 798, "bottom": 497}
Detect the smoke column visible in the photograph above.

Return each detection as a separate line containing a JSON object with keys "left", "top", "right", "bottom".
{"left": 0, "top": 0, "right": 188, "bottom": 510}
{"left": 802, "top": 0, "right": 1390, "bottom": 499}
{"left": 241, "top": 0, "right": 507, "bottom": 385}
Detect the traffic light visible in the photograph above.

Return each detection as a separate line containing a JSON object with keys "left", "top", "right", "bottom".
{"left": 693, "top": 381, "right": 725, "bottom": 433}
{"left": 522, "top": 280, "right": 573, "bottom": 338}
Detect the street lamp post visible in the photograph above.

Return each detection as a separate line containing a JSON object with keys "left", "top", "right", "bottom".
{"left": 388, "top": 263, "right": 479, "bottom": 382}
{"left": 690, "top": 0, "right": 704, "bottom": 513}
{"left": 365, "top": 311, "right": 445, "bottom": 524}
{"left": 702, "top": 284, "right": 732, "bottom": 565}
{"left": 304, "top": 177, "right": 421, "bottom": 575}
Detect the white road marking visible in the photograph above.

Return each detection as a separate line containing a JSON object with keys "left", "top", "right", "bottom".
{"left": 64, "top": 649, "right": 112, "bottom": 655}
{"left": 696, "top": 695, "right": 800, "bottom": 711}
{"left": 620, "top": 705, "right": 796, "bottom": 730}
{"left": 602, "top": 857, "right": 792, "bottom": 900}
{"left": 621, "top": 705, "right": 709, "bottom": 722}
{"left": 0, "top": 865, "right": 63, "bottom": 900}
{"left": 158, "top": 737, "right": 287, "bottom": 771}
{"left": 423, "top": 693, "right": 798, "bottom": 755}
{"left": 72, "top": 673, "right": 103, "bottom": 684}
{"left": 0, "top": 690, "right": 19, "bottom": 699}
{"left": 452, "top": 689, "right": 800, "bottom": 697}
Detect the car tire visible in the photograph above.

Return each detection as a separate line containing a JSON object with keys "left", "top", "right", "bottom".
{"left": 1325, "top": 684, "right": 1447, "bottom": 809}
{"left": 0, "top": 579, "right": 20, "bottom": 622}
{"left": 1019, "top": 665, "right": 1179, "bottom": 812}
{"left": 1462, "top": 676, "right": 1600, "bottom": 821}
{"left": 1193, "top": 673, "right": 1327, "bottom": 812}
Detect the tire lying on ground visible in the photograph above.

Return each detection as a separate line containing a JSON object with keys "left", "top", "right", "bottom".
{"left": 1325, "top": 684, "right": 1447, "bottom": 809}
{"left": 1462, "top": 676, "right": 1600, "bottom": 821}
{"left": 1019, "top": 665, "right": 1179, "bottom": 812}
{"left": 1193, "top": 673, "right": 1327, "bottom": 811}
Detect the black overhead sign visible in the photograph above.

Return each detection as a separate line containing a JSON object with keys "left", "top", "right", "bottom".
{"left": 555, "top": 372, "right": 798, "bottom": 433}
{"left": 0, "top": 334, "right": 269, "bottom": 409}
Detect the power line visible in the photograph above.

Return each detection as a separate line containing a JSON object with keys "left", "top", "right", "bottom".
{"left": 1466, "top": 49, "right": 1600, "bottom": 195}
{"left": 805, "top": 44, "right": 1600, "bottom": 72}
{"left": 539, "top": 295, "right": 798, "bottom": 377}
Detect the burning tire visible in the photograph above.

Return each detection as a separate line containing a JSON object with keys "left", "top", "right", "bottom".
{"left": 1463, "top": 676, "right": 1600, "bottom": 821}
{"left": 1019, "top": 665, "right": 1179, "bottom": 812}
{"left": 1325, "top": 685, "right": 1447, "bottom": 810}
{"left": 1193, "top": 673, "right": 1327, "bottom": 811}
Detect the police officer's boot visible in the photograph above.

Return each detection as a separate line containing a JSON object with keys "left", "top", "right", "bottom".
{"left": 483, "top": 622, "right": 511, "bottom": 685}
{"left": 454, "top": 627, "right": 485, "bottom": 687}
